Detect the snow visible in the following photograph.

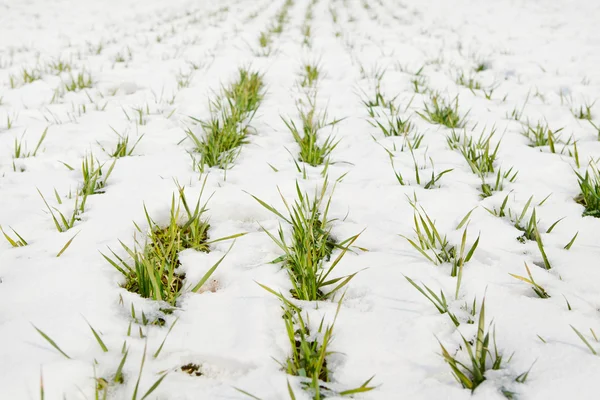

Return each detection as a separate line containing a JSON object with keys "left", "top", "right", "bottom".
{"left": 1, "top": 0, "right": 600, "bottom": 399}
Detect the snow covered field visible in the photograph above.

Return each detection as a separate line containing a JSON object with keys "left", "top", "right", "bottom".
{"left": 1, "top": 0, "right": 600, "bottom": 398}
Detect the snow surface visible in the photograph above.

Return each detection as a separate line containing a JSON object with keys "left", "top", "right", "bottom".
{"left": 1, "top": 0, "right": 600, "bottom": 399}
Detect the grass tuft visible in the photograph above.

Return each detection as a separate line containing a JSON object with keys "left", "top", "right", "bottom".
{"left": 283, "top": 97, "right": 342, "bottom": 167}
{"left": 250, "top": 180, "right": 360, "bottom": 301}
{"left": 574, "top": 162, "right": 600, "bottom": 217}
{"left": 103, "top": 180, "right": 240, "bottom": 305}
{"left": 439, "top": 299, "right": 511, "bottom": 392}
{"left": 417, "top": 95, "right": 465, "bottom": 128}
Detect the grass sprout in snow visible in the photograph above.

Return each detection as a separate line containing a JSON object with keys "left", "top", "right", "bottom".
{"left": 509, "top": 262, "right": 550, "bottom": 298}
{"left": 575, "top": 162, "right": 600, "bottom": 217}
{"left": 1, "top": 225, "right": 28, "bottom": 247}
{"left": 447, "top": 127, "right": 499, "bottom": 176}
{"left": 101, "top": 128, "right": 144, "bottom": 158}
{"left": 241, "top": 291, "right": 375, "bottom": 399}
{"left": 12, "top": 127, "right": 48, "bottom": 159}
{"left": 103, "top": 180, "right": 240, "bottom": 305}
{"left": 390, "top": 150, "right": 453, "bottom": 189}
{"left": 64, "top": 71, "right": 93, "bottom": 92}
{"left": 439, "top": 299, "right": 515, "bottom": 392}
{"left": 250, "top": 180, "right": 360, "bottom": 301}
{"left": 522, "top": 122, "right": 564, "bottom": 150}
{"left": 418, "top": 95, "right": 465, "bottom": 128}
{"left": 401, "top": 205, "right": 479, "bottom": 297}
{"left": 187, "top": 68, "right": 264, "bottom": 171}
{"left": 283, "top": 99, "right": 342, "bottom": 167}
{"left": 300, "top": 62, "right": 320, "bottom": 88}
{"left": 405, "top": 276, "right": 461, "bottom": 327}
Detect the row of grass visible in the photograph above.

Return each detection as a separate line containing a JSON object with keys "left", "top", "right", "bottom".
{"left": 186, "top": 68, "right": 265, "bottom": 172}
{"left": 243, "top": 179, "right": 373, "bottom": 399}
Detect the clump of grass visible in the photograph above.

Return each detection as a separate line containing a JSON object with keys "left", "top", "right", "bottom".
{"left": 302, "top": 24, "right": 312, "bottom": 47}
{"left": 405, "top": 276, "right": 460, "bottom": 326}
{"left": 509, "top": 262, "right": 550, "bottom": 298}
{"left": 411, "top": 75, "right": 427, "bottom": 93}
{"left": 12, "top": 127, "right": 48, "bottom": 159}
{"left": 401, "top": 204, "right": 479, "bottom": 297}
{"left": 258, "top": 31, "right": 271, "bottom": 48}
{"left": 187, "top": 68, "right": 264, "bottom": 171}
{"left": 37, "top": 189, "right": 82, "bottom": 232}
{"left": 1, "top": 225, "right": 28, "bottom": 247}
{"left": 249, "top": 180, "right": 360, "bottom": 301}
{"left": 571, "top": 102, "right": 594, "bottom": 120}
{"left": 448, "top": 127, "right": 499, "bottom": 176}
{"left": 373, "top": 113, "right": 415, "bottom": 137}
{"left": 103, "top": 181, "right": 239, "bottom": 305}
{"left": 479, "top": 167, "right": 518, "bottom": 198}
{"left": 484, "top": 194, "right": 562, "bottom": 244}
{"left": 283, "top": 98, "right": 342, "bottom": 167}
{"left": 64, "top": 71, "right": 93, "bottom": 92}
{"left": 300, "top": 63, "right": 320, "bottom": 88}
{"left": 80, "top": 154, "right": 116, "bottom": 198}
{"left": 521, "top": 122, "right": 564, "bottom": 150}
{"left": 390, "top": 149, "right": 453, "bottom": 189}
{"left": 11, "top": 68, "right": 41, "bottom": 87}
{"left": 575, "top": 162, "right": 600, "bottom": 217}
{"left": 456, "top": 72, "right": 482, "bottom": 91}
{"left": 47, "top": 59, "right": 72, "bottom": 75}
{"left": 474, "top": 61, "right": 490, "bottom": 72}
{"left": 417, "top": 94, "right": 464, "bottom": 128}
{"left": 439, "top": 299, "right": 514, "bottom": 392}
{"left": 101, "top": 128, "right": 144, "bottom": 158}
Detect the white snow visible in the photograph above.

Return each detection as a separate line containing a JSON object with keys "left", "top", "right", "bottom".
{"left": 1, "top": 0, "right": 600, "bottom": 399}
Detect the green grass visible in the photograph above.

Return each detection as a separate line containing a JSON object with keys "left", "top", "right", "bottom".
{"left": 12, "top": 127, "right": 48, "bottom": 159}
{"left": 80, "top": 155, "right": 116, "bottom": 197}
{"left": 571, "top": 102, "right": 594, "bottom": 120}
{"left": 522, "top": 122, "right": 563, "bottom": 150}
{"left": 64, "top": 71, "right": 93, "bottom": 92}
{"left": 405, "top": 276, "right": 460, "bottom": 326}
{"left": 0, "top": 225, "right": 28, "bottom": 247}
{"left": 484, "top": 194, "right": 563, "bottom": 244}
{"left": 103, "top": 181, "right": 241, "bottom": 305}
{"left": 509, "top": 262, "right": 550, "bottom": 298}
{"left": 401, "top": 204, "right": 479, "bottom": 297}
{"left": 448, "top": 127, "right": 499, "bottom": 176}
{"left": 258, "top": 31, "right": 271, "bottom": 48}
{"left": 102, "top": 128, "right": 144, "bottom": 158}
{"left": 270, "top": 0, "right": 294, "bottom": 34}
{"left": 249, "top": 180, "right": 360, "bottom": 301}
{"left": 571, "top": 325, "right": 599, "bottom": 355}
{"left": 11, "top": 68, "right": 41, "bottom": 87}
{"left": 411, "top": 76, "right": 427, "bottom": 93}
{"left": 417, "top": 95, "right": 465, "bottom": 128}
{"left": 589, "top": 120, "right": 600, "bottom": 140}
{"left": 479, "top": 167, "right": 518, "bottom": 198}
{"left": 301, "top": 63, "right": 320, "bottom": 88}
{"left": 187, "top": 68, "right": 264, "bottom": 171}
{"left": 439, "top": 299, "right": 511, "bottom": 392}
{"left": 253, "top": 289, "right": 375, "bottom": 399}
{"left": 390, "top": 150, "right": 453, "bottom": 189}
{"left": 283, "top": 100, "right": 342, "bottom": 167}
{"left": 575, "top": 162, "right": 600, "bottom": 217}
{"left": 38, "top": 189, "right": 82, "bottom": 232}
{"left": 47, "top": 59, "right": 72, "bottom": 75}
{"left": 456, "top": 72, "right": 482, "bottom": 91}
